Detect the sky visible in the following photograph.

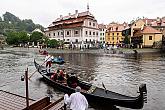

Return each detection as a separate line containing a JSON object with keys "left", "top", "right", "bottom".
{"left": 0, "top": 0, "right": 165, "bottom": 27}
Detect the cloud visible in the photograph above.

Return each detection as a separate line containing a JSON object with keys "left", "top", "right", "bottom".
{"left": 0, "top": 0, "right": 165, "bottom": 27}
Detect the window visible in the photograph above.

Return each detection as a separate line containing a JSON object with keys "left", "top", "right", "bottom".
{"left": 67, "top": 31, "right": 70, "bottom": 35}
{"left": 86, "top": 31, "right": 88, "bottom": 35}
{"left": 149, "top": 36, "right": 152, "bottom": 40}
{"left": 67, "top": 39, "right": 69, "bottom": 41}
{"left": 61, "top": 32, "right": 63, "bottom": 35}
{"left": 58, "top": 32, "right": 60, "bottom": 36}
{"left": 103, "top": 29, "right": 104, "bottom": 31}
{"left": 54, "top": 33, "right": 55, "bottom": 36}
{"left": 89, "top": 31, "right": 91, "bottom": 35}
{"left": 75, "top": 30, "right": 78, "bottom": 35}
{"left": 100, "top": 33, "right": 102, "bottom": 36}
{"left": 96, "top": 32, "right": 98, "bottom": 36}
{"left": 75, "top": 39, "right": 78, "bottom": 42}
{"left": 112, "top": 33, "right": 114, "bottom": 36}
{"left": 108, "top": 33, "right": 110, "bottom": 35}
{"left": 117, "top": 33, "right": 119, "bottom": 36}
{"left": 89, "top": 22, "right": 91, "bottom": 26}
{"left": 117, "top": 37, "right": 119, "bottom": 40}
{"left": 103, "top": 33, "right": 104, "bottom": 36}
{"left": 49, "top": 33, "right": 50, "bottom": 36}
{"left": 93, "top": 32, "right": 95, "bottom": 35}
{"left": 93, "top": 23, "right": 95, "bottom": 27}
{"left": 86, "top": 39, "right": 88, "bottom": 42}
{"left": 112, "top": 37, "right": 114, "bottom": 40}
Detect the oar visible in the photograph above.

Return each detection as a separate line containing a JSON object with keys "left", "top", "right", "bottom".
{"left": 102, "top": 82, "right": 107, "bottom": 94}
{"left": 28, "top": 56, "right": 52, "bottom": 79}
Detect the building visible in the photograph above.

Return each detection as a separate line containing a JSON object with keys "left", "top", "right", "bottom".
{"left": 105, "top": 23, "right": 126, "bottom": 46}
{"left": 132, "top": 26, "right": 162, "bottom": 48}
{"left": 45, "top": 9, "right": 99, "bottom": 49}
{"left": 98, "top": 24, "right": 107, "bottom": 43}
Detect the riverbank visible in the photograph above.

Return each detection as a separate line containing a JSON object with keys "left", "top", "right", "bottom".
{"left": 2, "top": 47, "right": 163, "bottom": 54}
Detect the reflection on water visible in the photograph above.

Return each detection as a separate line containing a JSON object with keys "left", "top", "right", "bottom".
{"left": 0, "top": 48, "right": 165, "bottom": 110}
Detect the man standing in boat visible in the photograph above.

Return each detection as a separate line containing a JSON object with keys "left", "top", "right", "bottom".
{"left": 66, "top": 86, "right": 88, "bottom": 110}
{"left": 45, "top": 53, "right": 52, "bottom": 73}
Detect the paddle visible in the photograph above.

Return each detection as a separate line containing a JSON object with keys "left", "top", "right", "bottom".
{"left": 28, "top": 55, "right": 52, "bottom": 79}
{"left": 102, "top": 82, "right": 107, "bottom": 94}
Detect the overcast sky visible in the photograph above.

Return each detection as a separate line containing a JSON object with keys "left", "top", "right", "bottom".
{"left": 0, "top": 0, "right": 165, "bottom": 27}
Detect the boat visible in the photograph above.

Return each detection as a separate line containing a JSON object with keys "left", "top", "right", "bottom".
{"left": 39, "top": 50, "right": 48, "bottom": 55}
{"left": 51, "top": 57, "right": 65, "bottom": 65}
{"left": 34, "top": 59, "right": 147, "bottom": 109}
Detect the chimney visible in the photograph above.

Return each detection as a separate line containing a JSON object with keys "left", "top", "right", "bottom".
{"left": 68, "top": 13, "right": 71, "bottom": 16}
{"left": 146, "top": 20, "right": 148, "bottom": 26}
{"left": 60, "top": 15, "right": 63, "bottom": 19}
{"left": 75, "top": 10, "right": 78, "bottom": 14}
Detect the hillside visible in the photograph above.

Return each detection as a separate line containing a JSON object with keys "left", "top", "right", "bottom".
{"left": 0, "top": 12, "right": 44, "bottom": 35}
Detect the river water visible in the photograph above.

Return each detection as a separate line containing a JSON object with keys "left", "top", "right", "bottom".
{"left": 0, "top": 47, "right": 165, "bottom": 110}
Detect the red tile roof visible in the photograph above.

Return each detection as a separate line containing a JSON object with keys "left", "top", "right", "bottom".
{"left": 142, "top": 26, "right": 162, "bottom": 34}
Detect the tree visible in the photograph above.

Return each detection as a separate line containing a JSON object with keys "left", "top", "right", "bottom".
{"left": 30, "top": 32, "right": 43, "bottom": 45}
{"left": 47, "top": 39, "right": 59, "bottom": 48}
{"left": 0, "top": 17, "right": 2, "bottom": 21}
{"left": 123, "top": 35, "right": 130, "bottom": 44}
{"left": 6, "top": 31, "right": 19, "bottom": 45}
{"left": 17, "top": 32, "right": 29, "bottom": 44}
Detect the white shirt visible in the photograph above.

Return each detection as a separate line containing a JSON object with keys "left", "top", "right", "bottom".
{"left": 64, "top": 94, "right": 69, "bottom": 104}
{"left": 45, "top": 55, "right": 52, "bottom": 62}
{"left": 67, "top": 92, "right": 88, "bottom": 110}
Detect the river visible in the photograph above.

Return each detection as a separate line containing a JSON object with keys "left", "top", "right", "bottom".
{"left": 0, "top": 47, "right": 165, "bottom": 110}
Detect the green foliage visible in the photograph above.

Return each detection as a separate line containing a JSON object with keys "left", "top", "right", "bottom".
{"left": 30, "top": 32, "right": 43, "bottom": 44}
{"left": 123, "top": 36, "right": 130, "bottom": 44}
{"left": 6, "top": 31, "right": 30, "bottom": 45}
{"left": 6, "top": 32, "right": 19, "bottom": 45}
{"left": 0, "top": 12, "right": 44, "bottom": 35}
{"left": 47, "top": 39, "right": 59, "bottom": 48}
{"left": 17, "top": 32, "right": 29, "bottom": 44}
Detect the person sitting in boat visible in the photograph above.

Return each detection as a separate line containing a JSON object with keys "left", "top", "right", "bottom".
{"left": 51, "top": 70, "right": 58, "bottom": 81}
{"left": 58, "top": 69, "right": 65, "bottom": 82}
{"left": 67, "top": 73, "right": 78, "bottom": 88}
{"left": 58, "top": 56, "right": 63, "bottom": 61}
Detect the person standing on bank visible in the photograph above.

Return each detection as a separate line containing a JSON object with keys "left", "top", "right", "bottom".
{"left": 45, "top": 53, "right": 52, "bottom": 73}
{"left": 67, "top": 86, "right": 88, "bottom": 110}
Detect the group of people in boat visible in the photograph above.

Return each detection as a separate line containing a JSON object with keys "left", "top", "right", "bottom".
{"left": 50, "top": 69, "right": 79, "bottom": 88}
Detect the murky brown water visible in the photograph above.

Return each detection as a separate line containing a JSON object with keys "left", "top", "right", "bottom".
{"left": 0, "top": 47, "right": 165, "bottom": 110}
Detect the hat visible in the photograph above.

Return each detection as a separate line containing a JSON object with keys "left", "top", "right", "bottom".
{"left": 75, "top": 86, "right": 81, "bottom": 92}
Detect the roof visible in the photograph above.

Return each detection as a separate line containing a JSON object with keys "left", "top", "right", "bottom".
{"left": 107, "top": 24, "right": 125, "bottom": 32}
{"left": 54, "top": 11, "right": 94, "bottom": 23}
{"left": 98, "top": 24, "right": 106, "bottom": 29}
{"left": 142, "top": 26, "right": 162, "bottom": 34}
{"left": 0, "top": 90, "right": 35, "bottom": 110}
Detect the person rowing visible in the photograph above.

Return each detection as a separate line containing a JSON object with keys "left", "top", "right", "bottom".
{"left": 45, "top": 53, "right": 53, "bottom": 73}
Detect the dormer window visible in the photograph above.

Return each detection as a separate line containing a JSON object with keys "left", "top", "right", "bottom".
{"left": 89, "top": 22, "right": 91, "bottom": 26}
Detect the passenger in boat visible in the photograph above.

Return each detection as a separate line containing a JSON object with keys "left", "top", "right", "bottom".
{"left": 58, "top": 69, "right": 65, "bottom": 82}
{"left": 67, "top": 86, "right": 88, "bottom": 110}
{"left": 51, "top": 70, "right": 58, "bottom": 81}
{"left": 45, "top": 54, "right": 52, "bottom": 73}
{"left": 67, "top": 73, "right": 78, "bottom": 88}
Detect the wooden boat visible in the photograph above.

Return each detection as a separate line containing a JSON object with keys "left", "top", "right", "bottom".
{"left": 34, "top": 59, "right": 147, "bottom": 109}
{"left": 51, "top": 57, "right": 65, "bottom": 65}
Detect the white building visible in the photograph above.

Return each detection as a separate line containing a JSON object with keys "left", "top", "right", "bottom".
{"left": 45, "top": 9, "right": 99, "bottom": 48}
{"left": 98, "top": 24, "right": 107, "bottom": 43}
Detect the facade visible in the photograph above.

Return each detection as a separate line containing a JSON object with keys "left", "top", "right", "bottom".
{"left": 45, "top": 10, "right": 99, "bottom": 48}
{"left": 133, "top": 26, "right": 162, "bottom": 48}
{"left": 98, "top": 24, "right": 106, "bottom": 43}
{"left": 105, "top": 23, "right": 126, "bottom": 46}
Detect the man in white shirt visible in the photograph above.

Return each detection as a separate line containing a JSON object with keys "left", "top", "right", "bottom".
{"left": 67, "top": 86, "right": 88, "bottom": 110}
{"left": 45, "top": 54, "right": 52, "bottom": 73}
